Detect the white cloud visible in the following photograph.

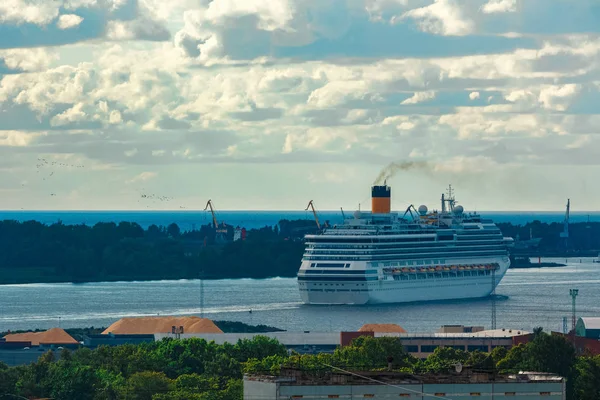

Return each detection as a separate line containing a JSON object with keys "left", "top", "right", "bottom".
{"left": 481, "top": 0, "right": 517, "bottom": 14}
{"left": 0, "top": 131, "right": 41, "bottom": 147}
{"left": 50, "top": 103, "right": 87, "bottom": 126}
{"left": 282, "top": 128, "right": 359, "bottom": 154}
{"left": 0, "top": 48, "right": 58, "bottom": 72}
{"left": 307, "top": 81, "right": 370, "bottom": 108}
{"left": 538, "top": 84, "right": 581, "bottom": 112}
{"left": 566, "top": 135, "right": 591, "bottom": 150}
{"left": 109, "top": 110, "right": 123, "bottom": 124}
{"left": 2, "top": 0, "right": 600, "bottom": 210}
{"left": 57, "top": 14, "right": 84, "bottom": 29}
{"left": 401, "top": 91, "right": 436, "bottom": 105}
{"left": 126, "top": 171, "right": 157, "bottom": 183}
{"left": 432, "top": 156, "right": 499, "bottom": 173}
{"left": 124, "top": 148, "right": 139, "bottom": 157}
{"left": 105, "top": 18, "right": 170, "bottom": 41}
{"left": 0, "top": 0, "right": 61, "bottom": 25}
{"left": 401, "top": 0, "right": 474, "bottom": 36}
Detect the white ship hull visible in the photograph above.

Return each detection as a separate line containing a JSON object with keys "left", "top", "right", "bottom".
{"left": 298, "top": 257, "right": 510, "bottom": 305}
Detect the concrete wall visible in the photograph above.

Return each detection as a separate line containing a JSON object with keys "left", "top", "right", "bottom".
{"left": 243, "top": 379, "right": 278, "bottom": 400}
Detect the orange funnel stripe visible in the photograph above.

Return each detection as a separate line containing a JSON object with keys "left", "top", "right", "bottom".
{"left": 372, "top": 197, "right": 391, "bottom": 213}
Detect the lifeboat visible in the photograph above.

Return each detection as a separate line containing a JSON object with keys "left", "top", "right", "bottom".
{"left": 458, "top": 266, "right": 465, "bottom": 270}
{"left": 435, "top": 266, "right": 442, "bottom": 271}
{"left": 409, "top": 268, "right": 417, "bottom": 273}
{"left": 450, "top": 265, "right": 458, "bottom": 270}
{"left": 443, "top": 267, "right": 450, "bottom": 271}
{"left": 428, "top": 267, "right": 435, "bottom": 272}
{"left": 401, "top": 267, "right": 410, "bottom": 273}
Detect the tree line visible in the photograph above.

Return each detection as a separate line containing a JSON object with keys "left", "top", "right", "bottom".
{"left": 498, "top": 221, "right": 600, "bottom": 253}
{"left": 0, "top": 219, "right": 311, "bottom": 284}
{"left": 2, "top": 217, "right": 599, "bottom": 284}
{"left": 1, "top": 330, "right": 600, "bottom": 399}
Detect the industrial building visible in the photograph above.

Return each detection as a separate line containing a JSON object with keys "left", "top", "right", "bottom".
{"left": 366, "top": 325, "right": 531, "bottom": 358}
{"left": 102, "top": 316, "right": 223, "bottom": 335}
{"left": 575, "top": 317, "right": 600, "bottom": 339}
{"left": 0, "top": 328, "right": 79, "bottom": 367}
{"left": 2, "top": 328, "right": 78, "bottom": 346}
{"left": 154, "top": 325, "right": 531, "bottom": 357}
{"left": 244, "top": 368, "right": 566, "bottom": 400}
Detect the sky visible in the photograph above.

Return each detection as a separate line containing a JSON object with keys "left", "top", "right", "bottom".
{"left": 1, "top": 0, "right": 600, "bottom": 211}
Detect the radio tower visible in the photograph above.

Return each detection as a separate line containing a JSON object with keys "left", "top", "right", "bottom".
{"left": 570, "top": 288, "right": 579, "bottom": 332}
{"left": 491, "top": 268, "right": 497, "bottom": 330}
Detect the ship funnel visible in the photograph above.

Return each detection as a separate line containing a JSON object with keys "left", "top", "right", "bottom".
{"left": 371, "top": 184, "right": 391, "bottom": 214}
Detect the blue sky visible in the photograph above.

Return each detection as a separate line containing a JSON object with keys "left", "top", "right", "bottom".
{"left": 1, "top": 0, "right": 600, "bottom": 211}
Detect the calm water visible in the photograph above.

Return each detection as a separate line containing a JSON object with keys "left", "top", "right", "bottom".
{"left": 1, "top": 211, "right": 599, "bottom": 231}
{"left": 1, "top": 258, "right": 599, "bottom": 334}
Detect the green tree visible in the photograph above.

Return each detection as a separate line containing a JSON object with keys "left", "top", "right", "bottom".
{"left": 334, "top": 336, "right": 411, "bottom": 370}
{"left": 573, "top": 356, "right": 600, "bottom": 400}
{"left": 421, "top": 347, "right": 469, "bottom": 373}
{"left": 0, "top": 361, "right": 18, "bottom": 396}
{"left": 47, "top": 363, "right": 99, "bottom": 400}
{"left": 234, "top": 336, "right": 287, "bottom": 362}
{"left": 121, "top": 371, "right": 173, "bottom": 400}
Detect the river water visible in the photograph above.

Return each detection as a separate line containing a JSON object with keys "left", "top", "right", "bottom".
{"left": 1, "top": 258, "right": 599, "bottom": 334}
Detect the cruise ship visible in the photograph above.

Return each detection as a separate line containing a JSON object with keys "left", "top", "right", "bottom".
{"left": 297, "top": 184, "right": 514, "bottom": 305}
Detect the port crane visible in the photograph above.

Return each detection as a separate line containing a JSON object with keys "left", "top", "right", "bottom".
{"left": 204, "top": 199, "right": 219, "bottom": 228}
{"left": 305, "top": 200, "right": 321, "bottom": 230}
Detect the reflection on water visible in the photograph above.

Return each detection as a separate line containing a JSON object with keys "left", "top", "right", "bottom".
{"left": 1, "top": 258, "right": 600, "bottom": 333}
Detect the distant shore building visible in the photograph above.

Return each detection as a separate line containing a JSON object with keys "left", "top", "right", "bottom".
{"left": 2, "top": 328, "right": 78, "bottom": 346}
{"left": 575, "top": 317, "right": 600, "bottom": 339}
{"left": 1, "top": 328, "right": 79, "bottom": 366}
{"left": 244, "top": 368, "right": 565, "bottom": 400}
{"left": 358, "top": 323, "right": 407, "bottom": 333}
{"left": 102, "top": 316, "right": 223, "bottom": 335}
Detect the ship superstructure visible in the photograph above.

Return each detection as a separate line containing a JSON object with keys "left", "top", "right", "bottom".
{"left": 297, "top": 184, "right": 514, "bottom": 305}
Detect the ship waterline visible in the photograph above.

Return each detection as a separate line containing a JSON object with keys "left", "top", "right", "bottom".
{"left": 297, "top": 184, "right": 513, "bottom": 305}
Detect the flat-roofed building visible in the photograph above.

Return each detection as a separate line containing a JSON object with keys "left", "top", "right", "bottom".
{"left": 244, "top": 368, "right": 565, "bottom": 400}
{"left": 373, "top": 328, "right": 531, "bottom": 358}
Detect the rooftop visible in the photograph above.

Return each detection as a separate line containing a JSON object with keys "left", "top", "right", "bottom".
{"left": 358, "top": 324, "right": 407, "bottom": 333}
{"left": 376, "top": 328, "right": 530, "bottom": 339}
{"left": 246, "top": 368, "right": 563, "bottom": 386}
{"left": 579, "top": 317, "right": 600, "bottom": 330}
{"left": 102, "top": 316, "right": 223, "bottom": 335}
{"left": 3, "top": 328, "right": 78, "bottom": 346}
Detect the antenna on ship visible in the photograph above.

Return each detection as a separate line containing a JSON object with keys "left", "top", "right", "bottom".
{"left": 446, "top": 184, "right": 456, "bottom": 212}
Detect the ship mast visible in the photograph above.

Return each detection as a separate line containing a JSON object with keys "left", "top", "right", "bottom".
{"left": 441, "top": 184, "right": 456, "bottom": 214}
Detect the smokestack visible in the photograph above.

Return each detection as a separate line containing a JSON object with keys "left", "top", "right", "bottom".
{"left": 372, "top": 184, "right": 391, "bottom": 214}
